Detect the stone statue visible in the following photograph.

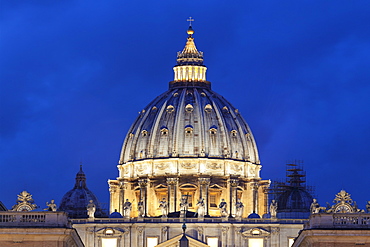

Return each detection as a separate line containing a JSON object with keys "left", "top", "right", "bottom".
{"left": 196, "top": 198, "right": 205, "bottom": 218}
{"left": 219, "top": 199, "right": 228, "bottom": 217}
{"left": 137, "top": 200, "right": 144, "bottom": 217}
{"left": 270, "top": 200, "right": 278, "bottom": 218}
{"left": 310, "top": 198, "right": 320, "bottom": 214}
{"left": 44, "top": 199, "right": 57, "bottom": 211}
{"left": 123, "top": 199, "right": 132, "bottom": 218}
{"left": 235, "top": 199, "right": 244, "bottom": 218}
{"left": 366, "top": 201, "right": 370, "bottom": 213}
{"left": 180, "top": 196, "right": 189, "bottom": 213}
{"left": 159, "top": 198, "right": 168, "bottom": 217}
{"left": 87, "top": 200, "right": 96, "bottom": 218}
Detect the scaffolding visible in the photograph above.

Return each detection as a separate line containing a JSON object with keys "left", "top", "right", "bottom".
{"left": 269, "top": 160, "right": 315, "bottom": 205}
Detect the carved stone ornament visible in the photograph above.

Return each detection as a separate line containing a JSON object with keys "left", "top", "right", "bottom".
{"left": 235, "top": 227, "right": 242, "bottom": 234}
{"left": 222, "top": 226, "right": 229, "bottom": 234}
{"left": 334, "top": 190, "right": 353, "bottom": 204}
{"left": 12, "top": 191, "right": 38, "bottom": 211}
{"left": 137, "top": 226, "right": 144, "bottom": 234}
{"left": 166, "top": 177, "right": 179, "bottom": 185}
{"left": 156, "top": 163, "right": 169, "bottom": 170}
{"left": 197, "top": 226, "right": 204, "bottom": 235}
{"left": 242, "top": 228, "right": 270, "bottom": 238}
{"left": 123, "top": 167, "right": 129, "bottom": 174}
{"left": 271, "top": 227, "right": 280, "bottom": 235}
{"left": 161, "top": 226, "right": 168, "bottom": 234}
{"left": 207, "top": 163, "right": 221, "bottom": 170}
{"left": 229, "top": 179, "right": 239, "bottom": 187}
{"left": 137, "top": 164, "right": 145, "bottom": 172}
{"left": 181, "top": 162, "right": 196, "bottom": 169}
{"left": 198, "top": 177, "right": 210, "bottom": 185}
{"left": 231, "top": 164, "right": 242, "bottom": 172}
{"left": 328, "top": 190, "right": 357, "bottom": 213}
{"left": 123, "top": 227, "right": 130, "bottom": 235}
{"left": 138, "top": 179, "right": 148, "bottom": 187}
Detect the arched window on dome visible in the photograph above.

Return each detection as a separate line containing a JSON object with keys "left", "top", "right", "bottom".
{"left": 204, "top": 104, "right": 212, "bottom": 113}
{"left": 166, "top": 105, "right": 175, "bottom": 113}
{"left": 209, "top": 126, "right": 217, "bottom": 135}
{"left": 141, "top": 130, "right": 148, "bottom": 137}
{"left": 160, "top": 127, "right": 168, "bottom": 136}
{"left": 231, "top": 130, "right": 238, "bottom": 137}
{"left": 185, "top": 125, "right": 193, "bottom": 135}
{"left": 185, "top": 104, "right": 194, "bottom": 113}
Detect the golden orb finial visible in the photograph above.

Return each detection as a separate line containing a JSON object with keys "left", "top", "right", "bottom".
{"left": 187, "top": 27, "right": 194, "bottom": 35}
{"left": 186, "top": 17, "right": 194, "bottom": 36}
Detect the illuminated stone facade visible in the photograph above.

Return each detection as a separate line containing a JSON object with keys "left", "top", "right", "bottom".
{"left": 293, "top": 190, "right": 370, "bottom": 247}
{"left": 0, "top": 211, "right": 84, "bottom": 247}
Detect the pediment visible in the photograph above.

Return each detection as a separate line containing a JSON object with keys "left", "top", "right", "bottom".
{"left": 156, "top": 234, "right": 209, "bottom": 247}
{"left": 94, "top": 227, "right": 128, "bottom": 237}
{"left": 155, "top": 184, "right": 168, "bottom": 189}
{"left": 209, "top": 184, "right": 223, "bottom": 189}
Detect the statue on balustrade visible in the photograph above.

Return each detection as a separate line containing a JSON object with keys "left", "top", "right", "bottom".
{"left": 87, "top": 200, "right": 96, "bottom": 219}
{"left": 44, "top": 199, "right": 57, "bottom": 212}
{"left": 235, "top": 199, "right": 244, "bottom": 218}
{"left": 270, "top": 199, "right": 278, "bottom": 218}
{"left": 219, "top": 199, "right": 228, "bottom": 217}
{"left": 159, "top": 198, "right": 168, "bottom": 217}
{"left": 123, "top": 199, "right": 132, "bottom": 218}
{"left": 180, "top": 196, "right": 189, "bottom": 213}
{"left": 137, "top": 200, "right": 144, "bottom": 217}
{"left": 196, "top": 198, "right": 205, "bottom": 218}
{"left": 310, "top": 198, "right": 320, "bottom": 214}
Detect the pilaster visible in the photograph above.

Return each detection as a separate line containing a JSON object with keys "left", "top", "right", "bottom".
{"left": 138, "top": 178, "right": 149, "bottom": 217}
{"left": 166, "top": 177, "right": 179, "bottom": 213}
{"left": 198, "top": 177, "right": 210, "bottom": 215}
{"left": 229, "top": 178, "right": 239, "bottom": 217}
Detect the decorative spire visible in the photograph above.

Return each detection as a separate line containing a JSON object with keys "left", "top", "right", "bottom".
{"left": 177, "top": 18, "right": 204, "bottom": 66}
{"left": 172, "top": 18, "right": 208, "bottom": 86}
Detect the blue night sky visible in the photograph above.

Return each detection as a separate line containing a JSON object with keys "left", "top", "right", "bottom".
{"left": 1, "top": 1, "right": 370, "bottom": 211}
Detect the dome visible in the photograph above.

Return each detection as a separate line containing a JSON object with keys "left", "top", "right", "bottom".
{"left": 109, "top": 210, "right": 123, "bottom": 218}
{"left": 118, "top": 27, "right": 260, "bottom": 179}
{"left": 109, "top": 24, "right": 268, "bottom": 219}
{"left": 59, "top": 166, "right": 105, "bottom": 218}
{"left": 277, "top": 188, "right": 313, "bottom": 212}
{"left": 247, "top": 212, "right": 261, "bottom": 218}
{"left": 272, "top": 164, "right": 314, "bottom": 219}
{"left": 120, "top": 87, "right": 259, "bottom": 163}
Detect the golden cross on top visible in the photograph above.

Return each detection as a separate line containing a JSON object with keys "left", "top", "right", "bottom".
{"left": 187, "top": 17, "right": 194, "bottom": 26}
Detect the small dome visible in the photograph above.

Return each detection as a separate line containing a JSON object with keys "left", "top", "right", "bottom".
{"left": 59, "top": 166, "right": 105, "bottom": 218}
{"left": 247, "top": 212, "right": 261, "bottom": 218}
{"left": 278, "top": 188, "right": 313, "bottom": 212}
{"left": 109, "top": 210, "right": 123, "bottom": 218}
